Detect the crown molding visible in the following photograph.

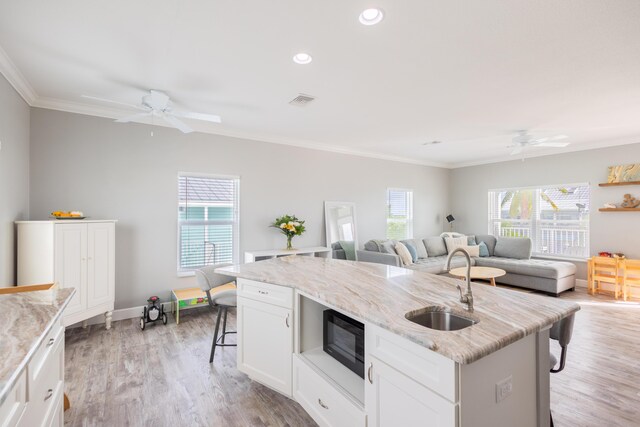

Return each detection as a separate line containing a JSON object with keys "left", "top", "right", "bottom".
{"left": 0, "top": 44, "right": 37, "bottom": 105}
{"left": 448, "top": 136, "right": 640, "bottom": 169}
{"left": 31, "top": 96, "right": 451, "bottom": 168}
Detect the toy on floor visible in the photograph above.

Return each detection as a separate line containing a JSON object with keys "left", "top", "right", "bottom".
{"left": 140, "top": 296, "right": 167, "bottom": 330}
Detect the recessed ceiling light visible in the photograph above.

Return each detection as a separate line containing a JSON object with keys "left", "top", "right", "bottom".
{"left": 423, "top": 141, "right": 443, "bottom": 146}
{"left": 293, "top": 53, "right": 312, "bottom": 65}
{"left": 359, "top": 8, "right": 384, "bottom": 25}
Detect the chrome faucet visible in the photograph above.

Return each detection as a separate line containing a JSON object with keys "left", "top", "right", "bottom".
{"left": 445, "top": 248, "right": 474, "bottom": 312}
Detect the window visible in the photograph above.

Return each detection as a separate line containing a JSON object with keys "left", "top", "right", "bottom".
{"left": 488, "top": 184, "right": 590, "bottom": 258}
{"left": 178, "top": 174, "right": 239, "bottom": 274}
{"left": 386, "top": 189, "right": 413, "bottom": 240}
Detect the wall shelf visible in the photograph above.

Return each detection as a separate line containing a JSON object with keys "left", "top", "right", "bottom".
{"left": 598, "top": 181, "right": 640, "bottom": 187}
{"left": 598, "top": 208, "right": 640, "bottom": 212}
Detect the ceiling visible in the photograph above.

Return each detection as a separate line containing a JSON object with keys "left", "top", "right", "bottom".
{"left": 1, "top": 0, "right": 639, "bottom": 168}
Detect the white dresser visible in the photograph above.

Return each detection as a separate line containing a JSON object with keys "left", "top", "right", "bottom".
{"left": 16, "top": 220, "right": 117, "bottom": 329}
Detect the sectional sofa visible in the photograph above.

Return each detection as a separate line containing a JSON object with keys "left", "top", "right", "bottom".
{"left": 356, "top": 234, "right": 576, "bottom": 296}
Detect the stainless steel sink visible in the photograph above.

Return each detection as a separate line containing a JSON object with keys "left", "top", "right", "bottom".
{"left": 405, "top": 306, "right": 477, "bottom": 331}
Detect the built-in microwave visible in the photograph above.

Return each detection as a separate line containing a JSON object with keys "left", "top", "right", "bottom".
{"left": 323, "top": 309, "right": 365, "bottom": 378}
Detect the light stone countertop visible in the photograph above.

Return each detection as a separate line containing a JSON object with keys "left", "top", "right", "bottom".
{"left": 217, "top": 256, "right": 580, "bottom": 365}
{"left": 0, "top": 287, "right": 75, "bottom": 405}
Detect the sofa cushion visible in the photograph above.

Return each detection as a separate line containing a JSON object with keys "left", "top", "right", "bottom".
{"left": 406, "top": 255, "right": 476, "bottom": 274}
{"left": 395, "top": 242, "right": 413, "bottom": 266}
{"left": 494, "top": 237, "right": 532, "bottom": 260}
{"left": 478, "top": 242, "right": 490, "bottom": 257}
{"left": 379, "top": 240, "right": 397, "bottom": 254}
{"left": 474, "top": 257, "right": 576, "bottom": 279}
{"left": 474, "top": 235, "right": 497, "bottom": 256}
{"left": 424, "top": 237, "right": 447, "bottom": 257}
{"left": 364, "top": 240, "right": 380, "bottom": 252}
{"left": 401, "top": 241, "right": 418, "bottom": 262}
{"left": 467, "top": 235, "right": 477, "bottom": 245}
{"left": 402, "top": 238, "right": 428, "bottom": 259}
{"left": 444, "top": 236, "right": 468, "bottom": 253}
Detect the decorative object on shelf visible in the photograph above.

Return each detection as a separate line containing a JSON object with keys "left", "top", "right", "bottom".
{"left": 598, "top": 251, "right": 612, "bottom": 257}
{"left": 271, "top": 214, "right": 306, "bottom": 250}
{"left": 613, "top": 253, "right": 626, "bottom": 259}
{"left": 607, "top": 163, "right": 640, "bottom": 183}
{"left": 140, "top": 296, "right": 167, "bottom": 330}
{"left": 51, "top": 210, "right": 85, "bottom": 219}
{"left": 620, "top": 194, "right": 640, "bottom": 208}
{"left": 446, "top": 214, "right": 455, "bottom": 231}
{"left": 603, "top": 203, "right": 617, "bottom": 209}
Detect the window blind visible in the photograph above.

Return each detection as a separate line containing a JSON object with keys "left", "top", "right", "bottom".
{"left": 488, "top": 184, "right": 590, "bottom": 258}
{"left": 386, "top": 189, "right": 414, "bottom": 240}
{"left": 178, "top": 175, "right": 239, "bottom": 272}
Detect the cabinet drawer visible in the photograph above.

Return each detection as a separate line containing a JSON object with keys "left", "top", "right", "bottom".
{"left": 24, "top": 329, "right": 64, "bottom": 427}
{"left": 366, "top": 324, "right": 457, "bottom": 402}
{"left": 293, "top": 356, "right": 366, "bottom": 427}
{"left": 237, "top": 279, "right": 293, "bottom": 309}
{"left": 0, "top": 370, "right": 27, "bottom": 427}
{"left": 28, "top": 319, "right": 64, "bottom": 390}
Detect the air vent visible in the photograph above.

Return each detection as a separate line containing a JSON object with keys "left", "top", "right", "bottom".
{"left": 289, "top": 94, "right": 316, "bottom": 106}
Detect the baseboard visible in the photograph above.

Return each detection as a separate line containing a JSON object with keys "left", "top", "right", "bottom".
{"left": 575, "top": 279, "right": 587, "bottom": 288}
{"left": 67, "top": 301, "right": 208, "bottom": 328}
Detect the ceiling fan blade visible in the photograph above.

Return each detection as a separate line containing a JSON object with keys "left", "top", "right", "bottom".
{"left": 510, "top": 146, "right": 524, "bottom": 155}
{"left": 163, "top": 114, "right": 194, "bottom": 133}
{"left": 535, "top": 142, "right": 570, "bottom": 148}
{"left": 172, "top": 110, "right": 222, "bottom": 123}
{"left": 531, "top": 134, "right": 568, "bottom": 144}
{"left": 115, "top": 112, "right": 152, "bottom": 123}
{"left": 82, "top": 95, "right": 145, "bottom": 110}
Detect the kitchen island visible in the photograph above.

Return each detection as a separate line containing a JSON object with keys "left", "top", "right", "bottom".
{"left": 0, "top": 286, "right": 75, "bottom": 426}
{"left": 218, "top": 256, "right": 579, "bottom": 427}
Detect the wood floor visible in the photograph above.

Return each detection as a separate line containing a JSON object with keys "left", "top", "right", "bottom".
{"left": 63, "top": 306, "right": 316, "bottom": 427}
{"left": 63, "top": 287, "right": 640, "bottom": 427}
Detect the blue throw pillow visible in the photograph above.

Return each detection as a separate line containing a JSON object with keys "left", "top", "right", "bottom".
{"left": 478, "top": 241, "right": 490, "bottom": 257}
{"left": 401, "top": 241, "right": 418, "bottom": 262}
{"left": 467, "top": 235, "right": 477, "bottom": 245}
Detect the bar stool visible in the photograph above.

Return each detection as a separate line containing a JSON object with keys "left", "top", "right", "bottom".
{"left": 549, "top": 313, "right": 575, "bottom": 427}
{"left": 195, "top": 264, "right": 237, "bottom": 363}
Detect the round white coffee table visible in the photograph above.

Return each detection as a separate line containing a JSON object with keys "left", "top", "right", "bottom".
{"left": 449, "top": 266, "right": 506, "bottom": 287}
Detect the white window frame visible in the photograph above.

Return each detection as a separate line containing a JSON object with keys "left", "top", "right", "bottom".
{"left": 177, "top": 172, "right": 240, "bottom": 277}
{"left": 487, "top": 182, "right": 590, "bottom": 260}
{"left": 386, "top": 188, "right": 414, "bottom": 240}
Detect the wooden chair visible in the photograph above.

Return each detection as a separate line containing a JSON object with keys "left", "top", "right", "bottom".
{"left": 588, "top": 257, "right": 622, "bottom": 299}
{"left": 621, "top": 259, "right": 640, "bottom": 301}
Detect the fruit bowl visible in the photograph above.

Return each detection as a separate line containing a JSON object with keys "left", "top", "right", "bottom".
{"left": 51, "top": 211, "right": 85, "bottom": 219}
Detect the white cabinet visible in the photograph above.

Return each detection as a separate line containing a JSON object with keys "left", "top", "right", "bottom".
{"left": 17, "top": 220, "right": 116, "bottom": 329}
{"left": 365, "top": 356, "right": 458, "bottom": 427}
{"left": 293, "top": 356, "right": 366, "bottom": 427}
{"left": 237, "top": 279, "right": 293, "bottom": 396}
{"left": 0, "top": 318, "right": 66, "bottom": 427}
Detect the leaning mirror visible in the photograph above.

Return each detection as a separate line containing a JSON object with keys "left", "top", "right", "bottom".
{"left": 324, "top": 201, "right": 358, "bottom": 261}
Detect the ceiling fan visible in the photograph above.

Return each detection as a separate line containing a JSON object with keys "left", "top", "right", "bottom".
{"left": 507, "top": 130, "right": 570, "bottom": 155}
{"left": 82, "top": 90, "right": 221, "bottom": 134}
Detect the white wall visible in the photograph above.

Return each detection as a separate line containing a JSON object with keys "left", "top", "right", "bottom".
{"left": 29, "top": 108, "right": 450, "bottom": 308}
{"left": 0, "top": 73, "right": 30, "bottom": 287}
{"left": 450, "top": 143, "right": 640, "bottom": 279}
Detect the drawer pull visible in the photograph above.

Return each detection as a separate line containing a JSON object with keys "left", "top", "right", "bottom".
{"left": 318, "top": 398, "right": 329, "bottom": 410}
{"left": 47, "top": 337, "right": 55, "bottom": 347}
{"left": 368, "top": 362, "right": 373, "bottom": 384}
{"left": 258, "top": 290, "right": 269, "bottom": 295}
{"left": 285, "top": 313, "right": 290, "bottom": 328}
{"left": 44, "top": 389, "right": 54, "bottom": 401}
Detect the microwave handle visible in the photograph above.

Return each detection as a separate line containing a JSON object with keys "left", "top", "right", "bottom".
{"left": 367, "top": 362, "right": 373, "bottom": 384}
